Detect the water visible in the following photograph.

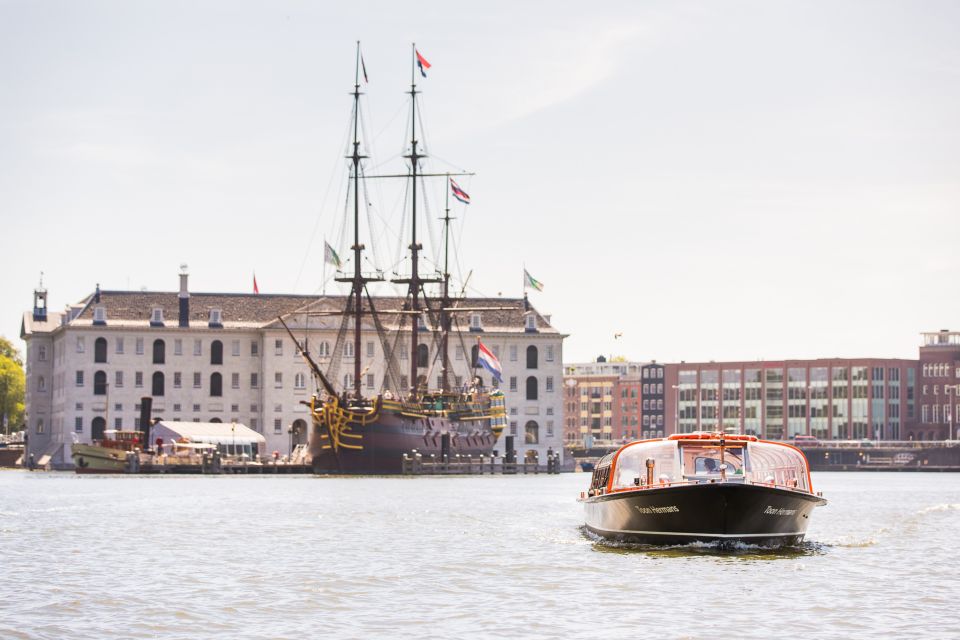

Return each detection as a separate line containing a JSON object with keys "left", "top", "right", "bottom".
{"left": 1, "top": 471, "right": 958, "bottom": 639}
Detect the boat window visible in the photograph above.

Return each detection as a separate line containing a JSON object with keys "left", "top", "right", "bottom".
{"left": 611, "top": 441, "right": 679, "bottom": 489}
{"left": 745, "top": 443, "right": 809, "bottom": 491}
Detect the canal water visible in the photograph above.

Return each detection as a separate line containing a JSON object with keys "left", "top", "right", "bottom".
{"left": 1, "top": 471, "right": 958, "bottom": 639}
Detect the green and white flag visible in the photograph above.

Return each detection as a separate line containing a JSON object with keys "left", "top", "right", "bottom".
{"left": 324, "top": 241, "right": 343, "bottom": 269}
{"left": 523, "top": 269, "right": 544, "bottom": 292}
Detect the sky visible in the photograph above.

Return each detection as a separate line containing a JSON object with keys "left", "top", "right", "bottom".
{"left": 1, "top": 0, "right": 958, "bottom": 364}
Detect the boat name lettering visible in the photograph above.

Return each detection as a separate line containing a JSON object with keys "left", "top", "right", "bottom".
{"left": 764, "top": 506, "right": 797, "bottom": 516}
{"left": 634, "top": 505, "right": 680, "bottom": 514}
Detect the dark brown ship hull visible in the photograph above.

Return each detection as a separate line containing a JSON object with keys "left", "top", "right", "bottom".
{"left": 310, "top": 406, "right": 497, "bottom": 474}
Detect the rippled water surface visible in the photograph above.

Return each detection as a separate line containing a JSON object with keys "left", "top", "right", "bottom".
{"left": 1, "top": 470, "right": 958, "bottom": 639}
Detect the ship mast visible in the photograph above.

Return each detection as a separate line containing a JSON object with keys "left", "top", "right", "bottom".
{"left": 439, "top": 174, "right": 454, "bottom": 392}
{"left": 335, "top": 41, "right": 382, "bottom": 400}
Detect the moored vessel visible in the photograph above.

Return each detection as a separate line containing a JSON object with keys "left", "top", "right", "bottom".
{"left": 71, "top": 430, "right": 142, "bottom": 474}
{"left": 581, "top": 432, "right": 827, "bottom": 546}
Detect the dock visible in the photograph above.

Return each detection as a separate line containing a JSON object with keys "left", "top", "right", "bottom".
{"left": 401, "top": 450, "right": 562, "bottom": 475}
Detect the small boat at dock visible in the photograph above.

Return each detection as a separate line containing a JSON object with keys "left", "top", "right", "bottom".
{"left": 580, "top": 432, "right": 827, "bottom": 546}
{"left": 71, "top": 430, "right": 142, "bottom": 474}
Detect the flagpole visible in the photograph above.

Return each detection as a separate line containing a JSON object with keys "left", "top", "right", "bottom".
{"left": 322, "top": 239, "right": 327, "bottom": 295}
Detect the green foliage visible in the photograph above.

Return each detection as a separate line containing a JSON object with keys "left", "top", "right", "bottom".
{"left": 0, "top": 337, "right": 25, "bottom": 433}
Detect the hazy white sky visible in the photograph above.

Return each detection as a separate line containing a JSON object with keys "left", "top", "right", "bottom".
{"left": 2, "top": 0, "right": 958, "bottom": 363}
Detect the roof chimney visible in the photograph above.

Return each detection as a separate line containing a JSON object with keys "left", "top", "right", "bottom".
{"left": 32, "top": 274, "right": 48, "bottom": 322}
{"left": 178, "top": 264, "right": 190, "bottom": 328}
{"left": 94, "top": 283, "right": 101, "bottom": 303}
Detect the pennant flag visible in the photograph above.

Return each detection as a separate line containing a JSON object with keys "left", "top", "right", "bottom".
{"left": 415, "top": 49, "right": 431, "bottom": 78}
{"left": 476, "top": 340, "right": 503, "bottom": 383}
{"left": 253, "top": 273, "right": 260, "bottom": 294}
{"left": 361, "top": 54, "right": 369, "bottom": 84}
{"left": 324, "top": 241, "right": 343, "bottom": 269}
{"left": 523, "top": 269, "right": 544, "bottom": 292}
{"left": 450, "top": 178, "right": 470, "bottom": 204}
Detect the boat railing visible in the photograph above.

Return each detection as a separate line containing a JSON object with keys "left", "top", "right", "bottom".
{"left": 596, "top": 476, "right": 813, "bottom": 497}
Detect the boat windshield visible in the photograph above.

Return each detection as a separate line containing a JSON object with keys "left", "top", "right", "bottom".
{"left": 611, "top": 441, "right": 680, "bottom": 490}
{"left": 746, "top": 442, "right": 810, "bottom": 491}
{"left": 680, "top": 444, "right": 745, "bottom": 480}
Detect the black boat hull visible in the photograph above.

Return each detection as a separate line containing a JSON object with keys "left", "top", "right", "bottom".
{"left": 311, "top": 406, "right": 497, "bottom": 474}
{"left": 583, "top": 482, "right": 826, "bottom": 546}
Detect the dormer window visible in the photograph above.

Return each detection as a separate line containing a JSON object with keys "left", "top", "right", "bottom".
{"left": 525, "top": 314, "right": 537, "bottom": 333}
{"left": 150, "top": 307, "right": 164, "bottom": 327}
{"left": 93, "top": 307, "right": 107, "bottom": 325}
{"left": 208, "top": 309, "right": 223, "bottom": 328}
{"left": 470, "top": 313, "right": 482, "bottom": 332}
{"left": 418, "top": 314, "right": 428, "bottom": 331}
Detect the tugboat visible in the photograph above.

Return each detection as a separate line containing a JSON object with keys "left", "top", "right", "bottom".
{"left": 581, "top": 432, "right": 827, "bottom": 546}
{"left": 71, "top": 430, "right": 142, "bottom": 474}
{"left": 277, "top": 43, "right": 508, "bottom": 474}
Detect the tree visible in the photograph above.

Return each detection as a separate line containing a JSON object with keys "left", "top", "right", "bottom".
{"left": 0, "top": 337, "right": 25, "bottom": 435}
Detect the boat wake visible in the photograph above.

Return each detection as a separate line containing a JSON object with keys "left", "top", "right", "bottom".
{"left": 811, "top": 503, "right": 960, "bottom": 549}
{"left": 579, "top": 526, "right": 825, "bottom": 558}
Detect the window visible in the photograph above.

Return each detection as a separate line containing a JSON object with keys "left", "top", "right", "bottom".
{"left": 275, "top": 372, "right": 283, "bottom": 388}
{"left": 210, "top": 340, "right": 223, "bottom": 365}
{"left": 274, "top": 419, "right": 282, "bottom": 434}
{"left": 275, "top": 339, "right": 283, "bottom": 356}
{"left": 152, "top": 372, "right": 165, "bottom": 396}
{"left": 151, "top": 308, "right": 164, "bottom": 325}
{"left": 209, "top": 309, "right": 222, "bottom": 326}
{"left": 153, "top": 339, "right": 165, "bottom": 364}
{"left": 76, "top": 371, "right": 84, "bottom": 387}
{"left": 526, "top": 376, "right": 539, "bottom": 400}
{"left": 115, "top": 371, "right": 123, "bottom": 388}
{"left": 510, "top": 421, "right": 517, "bottom": 435}
{"left": 295, "top": 373, "right": 306, "bottom": 390}
{"left": 367, "top": 341, "right": 375, "bottom": 358}
{"left": 509, "top": 376, "right": 518, "bottom": 392}
{"left": 76, "top": 336, "right": 85, "bottom": 353}
{"left": 366, "top": 374, "right": 375, "bottom": 390}
{"left": 37, "top": 376, "right": 46, "bottom": 392}
{"left": 400, "top": 375, "right": 409, "bottom": 390}
{"left": 525, "top": 315, "right": 537, "bottom": 331}
{"left": 526, "top": 345, "right": 538, "bottom": 369}
{"left": 546, "top": 345, "right": 554, "bottom": 362}
{"left": 525, "top": 420, "right": 539, "bottom": 444}
{"left": 194, "top": 339, "right": 202, "bottom": 356}
{"left": 210, "top": 373, "right": 222, "bottom": 397}
{"left": 456, "top": 346, "right": 464, "bottom": 361}
{"left": 344, "top": 374, "right": 353, "bottom": 390}
{"left": 174, "top": 372, "right": 181, "bottom": 388}
{"left": 115, "top": 338, "right": 124, "bottom": 355}
{"left": 470, "top": 313, "right": 482, "bottom": 330}
{"left": 344, "top": 342, "right": 355, "bottom": 358}
{"left": 509, "top": 345, "right": 518, "bottom": 361}
{"left": 37, "top": 344, "right": 47, "bottom": 361}
{"left": 36, "top": 418, "right": 44, "bottom": 434}
{"left": 417, "top": 344, "right": 429, "bottom": 368}
{"left": 174, "top": 339, "right": 182, "bottom": 355}
{"left": 471, "top": 345, "right": 479, "bottom": 368}
{"left": 251, "top": 373, "right": 259, "bottom": 388}
{"left": 135, "top": 338, "right": 144, "bottom": 355}
{"left": 250, "top": 418, "right": 259, "bottom": 431}
{"left": 231, "top": 340, "right": 240, "bottom": 356}
{"left": 319, "top": 342, "right": 331, "bottom": 357}
{"left": 135, "top": 371, "right": 143, "bottom": 388}
{"left": 75, "top": 417, "right": 83, "bottom": 433}
{"left": 546, "top": 376, "right": 554, "bottom": 392}
{"left": 251, "top": 341, "right": 259, "bottom": 356}
{"left": 231, "top": 373, "right": 240, "bottom": 389}
{"left": 94, "top": 337, "right": 107, "bottom": 363}
{"left": 193, "top": 372, "right": 201, "bottom": 388}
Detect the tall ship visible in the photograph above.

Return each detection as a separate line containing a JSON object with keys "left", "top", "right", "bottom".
{"left": 280, "top": 43, "right": 508, "bottom": 474}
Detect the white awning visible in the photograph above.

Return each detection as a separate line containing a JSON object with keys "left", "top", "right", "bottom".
{"left": 152, "top": 421, "right": 266, "bottom": 447}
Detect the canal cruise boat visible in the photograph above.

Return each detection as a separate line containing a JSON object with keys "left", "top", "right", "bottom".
{"left": 581, "top": 432, "right": 827, "bottom": 546}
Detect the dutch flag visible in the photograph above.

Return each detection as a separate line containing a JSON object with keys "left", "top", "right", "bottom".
{"left": 476, "top": 340, "right": 503, "bottom": 383}
{"left": 416, "top": 49, "right": 431, "bottom": 78}
{"left": 450, "top": 178, "right": 470, "bottom": 204}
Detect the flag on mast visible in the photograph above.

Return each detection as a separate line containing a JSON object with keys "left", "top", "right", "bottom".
{"left": 324, "top": 241, "right": 343, "bottom": 269}
{"left": 253, "top": 273, "right": 260, "bottom": 294}
{"left": 523, "top": 269, "right": 544, "bottom": 292}
{"left": 450, "top": 178, "right": 470, "bottom": 204}
{"left": 476, "top": 340, "right": 503, "bottom": 383}
{"left": 361, "top": 54, "right": 369, "bottom": 83}
{"left": 415, "top": 49, "right": 431, "bottom": 78}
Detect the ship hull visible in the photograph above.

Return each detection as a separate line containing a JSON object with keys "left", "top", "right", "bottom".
{"left": 583, "top": 482, "right": 826, "bottom": 546}
{"left": 71, "top": 443, "right": 130, "bottom": 474}
{"left": 311, "top": 406, "right": 497, "bottom": 474}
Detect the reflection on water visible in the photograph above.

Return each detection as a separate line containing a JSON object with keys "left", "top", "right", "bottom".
{"left": 583, "top": 526, "right": 827, "bottom": 559}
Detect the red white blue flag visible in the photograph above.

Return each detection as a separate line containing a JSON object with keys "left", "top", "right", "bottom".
{"left": 416, "top": 49, "right": 431, "bottom": 78}
{"left": 476, "top": 340, "right": 502, "bottom": 382}
{"left": 450, "top": 178, "right": 470, "bottom": 204}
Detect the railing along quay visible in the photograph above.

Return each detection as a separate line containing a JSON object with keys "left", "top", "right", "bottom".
{"left": 402, "top": 451, "right": 562, "bottom": 475}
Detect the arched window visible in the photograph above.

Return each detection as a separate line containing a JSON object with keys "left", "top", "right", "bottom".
{"left": 471, "top": 345, "right": 479, "bottom": 368}
{"left": 36, "top": 418, "right": 44, "bottom": 434}
{"left": 210, "top": 372, "right": 222, "bottom": 397}
{"left": 291, "top": 419, "right": 307, "bottom": 447}
{"left": 526, "top": 376, "right": 538, "bottom": 400}
{"left": 152, "top": 371, "right": 165, "bottom": 396}
{"left": 210, "top": 340, "right": 223, "bottom": 365}
{"left": 525, "top": 420, "right": 539, "bottom": 444}
{"left": 94, "top": 370, "right": 107, "bottom": 395}
{"left": 417, "top": 344, "right": 429, "bottom": 368}
{"left": 153, "top": 339, "right": 165, "bottom": 364}
{"left": 526, "top": 345, "right": 538, "bottom": 369}
{"left": 91, "top": 417, "right": 106, "bottom": 440}
{"left": 210, "top": 417, "right": 222, "bottom": 423}
{"left": 37, "top": 376, "right": 46, "bottom": 392}
{"left": 94, "top": 337, "right": 107, "bottom": 363}
{"left": 319, "top": 342, "right": 331, "bottom": 357}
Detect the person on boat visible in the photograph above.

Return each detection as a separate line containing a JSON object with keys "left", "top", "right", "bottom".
{"left": 155, "top": 437, "right": 164, "bottom": 457}
{"left": 703, "top": 458, "right": 719, "bottom": 474}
